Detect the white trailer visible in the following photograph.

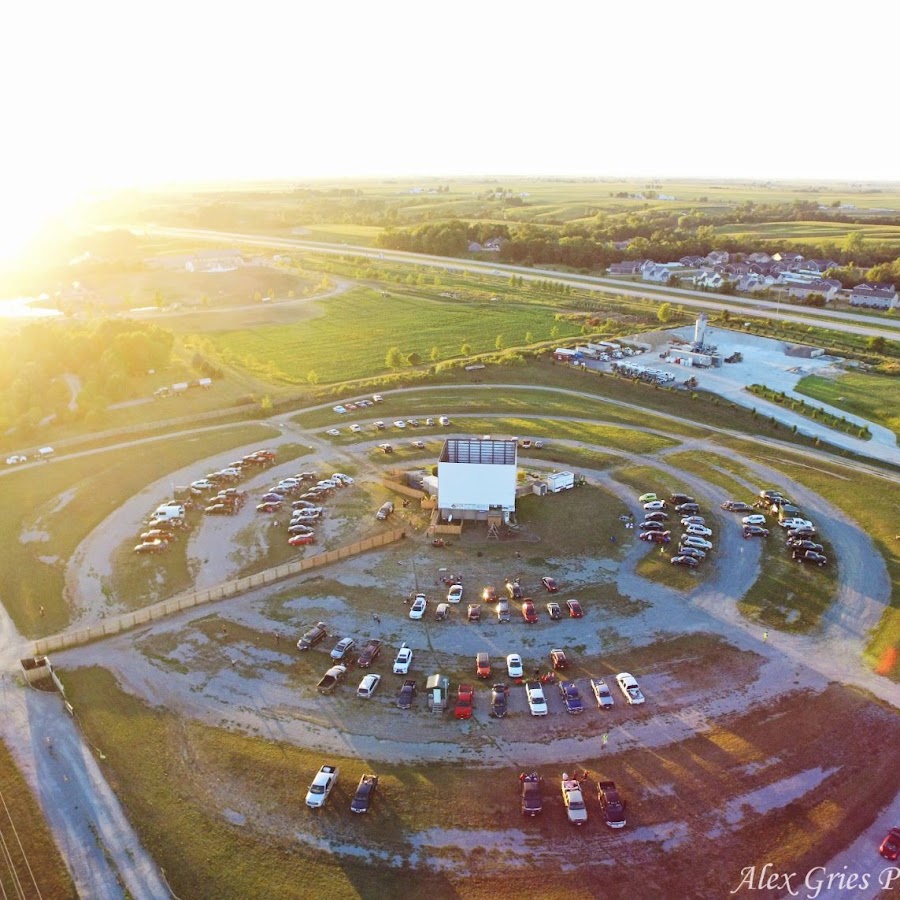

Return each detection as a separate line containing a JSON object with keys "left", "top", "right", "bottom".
{"left": 546, "top": 472, "right": 575, "bottom": 493}
{"left": 575, "top": 345, "right": 599, "bottom": 358}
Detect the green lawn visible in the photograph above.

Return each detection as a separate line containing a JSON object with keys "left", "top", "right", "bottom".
{"left": 1, "top": 424, "right": 281, "bottom": 637}
{"left": 203, "top": 287, "right": 585, "bottom": 385}
{"left": 795, "top": 371, "right": 900, "bottom": 439}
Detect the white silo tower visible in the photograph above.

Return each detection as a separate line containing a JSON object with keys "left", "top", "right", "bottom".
{"left": 694, "top": 313, "right": 708, "bottom": 346}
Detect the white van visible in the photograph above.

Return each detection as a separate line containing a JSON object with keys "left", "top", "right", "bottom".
{"left": 153, "top": 505, "right": 185, "bottom": 521}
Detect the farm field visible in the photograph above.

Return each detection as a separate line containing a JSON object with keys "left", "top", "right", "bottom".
{"left": 202, "top": 287, "right": 585, "bottom": 385}
{"left": 0, "top": 423, "right": 280, "bottom": 636}
{"left": 795, "top": 370, "right": 900, "bottom": 439}
{"left": 713, "top": 220, "right": 900, "bottom": 247}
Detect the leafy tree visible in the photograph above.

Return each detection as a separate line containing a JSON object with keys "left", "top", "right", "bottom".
{"left": 867, "top": 336, "right": 887, "bottom": 354}
{"left": 460, "top": 343, "right": 472, "bottom": 356}
{"left": 494, "top": 335, "right": 505, "bottom": 351}
{"left": 385, "top": 347, "right": 404, "bottom": 369}
{"left": 550, "top": 325, "right": 560, "bottom": 339}
{"left": 430, "top": 346, "right": 440, "bottom": 362}
{"left": 657, "top": 303, "right": 674, "bottom": 323}
{"left": 260, "top": 395, "right": 273, "bottom": 412}
{"left": 524, "top": 331, "right": 534, "bottom": 344}
{"left": 307, "top": 370, "right": 319, "bottom": 385}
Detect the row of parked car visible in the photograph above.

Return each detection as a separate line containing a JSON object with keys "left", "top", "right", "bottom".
{"left": 326, "top": 415, "right": 451, "bottom": 438}
{"left": 257, "top": 472, "right": 355, "bottom": 548}
{"left": 425, "top": 577, "right": 583, "bottom": 623}
{"left": 637, "top": 492, "right": 714, "bottom": 567}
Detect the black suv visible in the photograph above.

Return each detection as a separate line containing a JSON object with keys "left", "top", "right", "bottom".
{"left": 350, "top": 775, "right": 378, "bottom": 814}
{"left": 296, "top": 622, "right": 328, "bottom": 650}
{"left": 521, "top": 773, "right": 543, "bottom": 816}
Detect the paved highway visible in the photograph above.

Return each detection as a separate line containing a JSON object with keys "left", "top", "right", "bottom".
{"left": 143, "top": 225, "right": 900, "bottom": 341}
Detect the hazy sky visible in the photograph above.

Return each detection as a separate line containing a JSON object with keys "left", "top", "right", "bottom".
{"left": 1, "top": 0, "right": 897, "bottom": 258}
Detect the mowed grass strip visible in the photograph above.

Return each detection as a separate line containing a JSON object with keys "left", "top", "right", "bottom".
{"left": 63, "top": 666, "right": 900, "bottom": 900}
{"left": 795, "top": 371, "right": 900, "bottom": 439}
{"left": 1, "top": 424, "right": 280, "bottom": 637}
{"left": 0, "top": 739, "right": 77, "bottom": 899}
{"left": 204, "top": 288, "right": 585, "bottom": 385}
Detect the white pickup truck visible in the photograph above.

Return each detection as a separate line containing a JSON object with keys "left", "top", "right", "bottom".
{"left": 616, "top": 672, "right": 645, "bottom": 705}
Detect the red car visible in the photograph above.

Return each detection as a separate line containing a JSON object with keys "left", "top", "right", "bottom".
{"left": 639, "top": 531, "right": 671, "bottom": 544}
{"left": 454, "top": 684, "right": 475, "bottom": 719}
{"left": 522, "top": 600, "right": 538, "bottom": 624}
{"left": 566, "top": 599, "right": 584, "bottom": 618}
{"left": 880, "top": 827, "right": 900, "bottom": 861}
{"left": 541, "top": 577, "right": 558, "bottom": 593}
{"left": 288, "top": 533, "right": 316, "bottom": 546}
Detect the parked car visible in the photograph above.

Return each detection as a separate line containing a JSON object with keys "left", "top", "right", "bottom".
{"left": 522, "top": 600, "right": 538, "bottom": 624}
{"left": 643, "top": 500, "right": 666, "bottom": 511}
{"left": 305, "top": 765, "right": 339, "bottom": 808}
{"left": 546, "top": 602, "right": 562, "bottom": 620}
{"left": 525, "top": 682, "right": 548, "bottom": 716}
{"left": 288, "top": 533, "right": 316, "bottom": 546}
{"left": 675, "top": 502, "right": 700, "bottom": 513}
{"left": 521, "top": 772, "right": 543, "bottom": 815}
{"left": 506, "top": 654, "right": 524, "bottom": 679}
{"left": 393, "top": 420, "right": 406, "bottom": 429}
{"left": 639, "top": 521, "right": 666, "bottom": 532}
{"left": 505, "top": 580, "right": 524, "bottom": 600}
{"left": 677, "top": 546, "right": 706, "bottom": 560}
{"left": 559, "top": 681, "right": 585, "bottom": 714}
{"left": 566, "top": 599, "right": 584, "bottom": 618}
{"left": 447, "top": 584, "right": 463, "bottom": 603}
{"left": 793, "top": 550, "right": 828, "bottom": 567}
{"left": 397, "top": 679, "right": 417, "bottom": 709}
{"left": 590, "top": 678, "right": 614, "bottom": 708}
{"left": 787, "top": 539, "right": 823, "bottom": 552}
{"left": 491, "top": 683, "right": 509, "bottom": 718}
{"left": 561, "top": 775, "right": 588, "bottom": 825}
{"left": 409, "top": 594, "right": 427, "bottom": 619}
{"left": 475, "top": 652, "right": 492, "bottom": 678}
{"left": 454, "top": 684, "right": 475, "bottom": 719}
{"left": 357, "top": 673, "right": 381, "bottom": 699}
{"left": 375, "top": 501, "right": 394, "bottom": 521}
{"left": 481, "top": 585, "right": 499, "bottom": 603}
{"left": 393, "top": 643, "right": 413, "bottom": 674}
{"left": 496, "top": 599, "right": 511, "bottom": 623}
{"left": 597, "top": 780, "right": 627, "bottom": 829}
{"left": 669, "top": 493, "right": 694, "bottom": 505}
{"left": 879, "top": 827, "right": 900, "bottom": 861}
{"left": 297, "top": 622, "right": 328, "bottom": 651}
{"left": 550, "top": 649, "right": 569, "bottom": 670}
{"left": 357, "top": 639, "right": 382, "bottom": 668}
{"left": 325, "top": 429, "right": 340, "bottom": 437}
{"left": 680, "top": 516, "right": 705, "bottom": 526}
{"left": 640, "top": 530, "right": 671, "bottom": 544}
{"left": 256, "top": 501, "right": 282, "bottom": 513}
{"left": 638, "top": 493, "right": 658, "bottom": 503}
{"left": 287, "top": 524, "right": 315, "bottom": 536}
{"left": 741, "top": 514, "right": 767, "bottom": 526}
{"left": 541, "top": 576, "right": 559, "bottom": 593}
{"left": 332, "top": 405, "right": 347, "bottom": 414}
{"left": 722, "top": 500, "right": 753, "bottom": 511}
{"left": 350, "top": 774, "right": 379, "bottom": 814}
{"left": 467, "top": 603, "right": 481, "bottom": 622}
{"left": 133, "top": 540, "right": 166, "bottom": 554}
{"left": 671, "top": 555, "right": 699, "bottom": 568}
{"left": 616, "top": 672, "right": 645, "bottom": 704}
{"left": 742, "top": 525, "right": 769, "bottom": 538}
{"left": 330, "top": 637, "right": 356, "bottom": 660}
{"left": 685, "top": 524, "right": 712, "bottom": 537}
{"left": 780, "top": 517, "right": 814, "bottom": 530}
{"left": 645, "top": 511, "right": 669, "bottom": 522}
{"left": 5, "top": 455, "right": 27, "bottom": 465}
{"left": 681, "top": 536, "right": 713, "bottom": 551}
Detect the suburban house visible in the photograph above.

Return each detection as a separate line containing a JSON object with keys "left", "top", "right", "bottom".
{"left": 608, "top": 260, "right": 646, "bottom": 276}
{"left": 642, "top": 263, "right": 678, "bottom": 283}
{"left": 679, "top": 255, "right": 705, "bottom": 268}
{"left": 482, "top": 237, "right": 506, "bottom": 252}
{"left": 705, "top": 250, "right": 730, "bottom": 266}
{"left": 787, "top": 279, "right": 842, "bottom": 302}
{"left": 737, "top": 273, "right": 771, "bottom": 293}
{"left": 797, "top": 259, "right": 840, "bottom": 276}
{"left": 747, "top": 252, "right": 773, "bottom": 264}
{"left": 693, "top": 269, "right": 725, "bottom": 289}
{"left": 849, "top": 283, "right": 899, "bottom": 309}
{"left": 773, "top": 252, "right": 805, "bottom": 268}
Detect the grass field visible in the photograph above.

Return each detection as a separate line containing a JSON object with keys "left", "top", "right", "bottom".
{"left": 0, "top": 739, "right": 77, "bottom": 899}
{"left": 62, "top": 662, "right": 900, "bottom": 900}
{"left": 713, "top": 220, "right": 900, "bottom": 247}
{"left": 203, "top": 287, "right": 586, "bottom": 385}
{"left": 795, "top": 371, "right": 900, "bottom": 439}
{"left": 0, "top": 424, "right": 280, "bottom": 637}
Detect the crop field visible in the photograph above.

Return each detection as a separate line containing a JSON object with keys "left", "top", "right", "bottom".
{"left": 713, "top": 220, "right": 900, "bottom": 247}
{"left": 202, "top": 288, "right": 585, "bottom": 385}
{"left": 0, "top": 423, "right": 280, "bottom": 636}
{"left": 795, "top": 371, "right": 900, "bottom": 439}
